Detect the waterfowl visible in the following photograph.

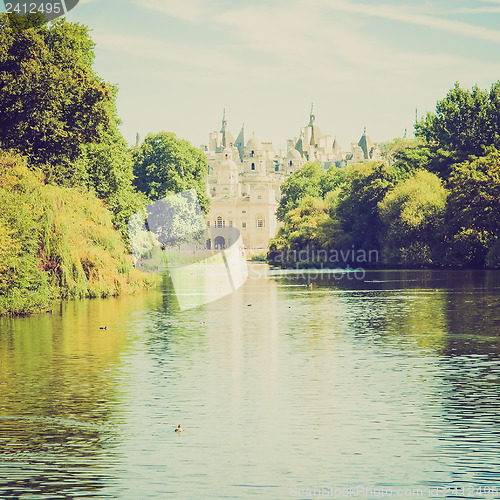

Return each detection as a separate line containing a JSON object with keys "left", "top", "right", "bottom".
{"left": 99, "top": 326, "right": 107, "bottom": 330}
{"left": 175, "top": 424, "right": 183, "bottom": 433}
{"left": 247, "top": 304, "right": 252, "bottom": 307}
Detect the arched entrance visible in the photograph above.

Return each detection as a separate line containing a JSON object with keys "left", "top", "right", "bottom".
{"left": 214, "top": 236, "right": 226, "bottom": 249}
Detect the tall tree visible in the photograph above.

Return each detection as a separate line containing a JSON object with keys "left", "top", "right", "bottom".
{"left": 133, "top": 131, "right": 210, "bottom": 214}
{"left": 0, "top": 14, "right": 115, "bottom": 183}
{"left": 444, "top": 149, "right": 500, "bottom": 267}
{"left": 378, "top": 170, "right": 447, "bottom": 265}
{"left": 335, "top": 162, "right": 397, "bottom": 252}
{"left": 276, "top": 162, "right": 324, "bottom": 221}
{"left": 415, "top": 82, "right": 500, "bottom": 158}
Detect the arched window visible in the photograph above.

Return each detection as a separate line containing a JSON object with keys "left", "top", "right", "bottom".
{"left": 251, "top": 163, "right": 255, "bottom": 170}
{"left": 251, "top": 150, "right": 255, "bottom": 157}
{"left": 290, "top": 160, "right": 293, "bottom": 166}
{"left": 256, "top": 216, "right": 265, "bottom": 228}
{"left": 216, "top": 216, "right": 225, "bottom": 228}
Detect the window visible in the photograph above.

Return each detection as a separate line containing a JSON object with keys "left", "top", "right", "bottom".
{"left": 207, "top": 220, "right": 210, "bottom": 227}
{"left": 251, "top": 163, "right": 255, "bottom": 170}
{"left": 251, "top": 150, "right": 255, "bottom": 157}
{"left": 242, "top": 222, "right": 247, "bottom": 228}
{"left": 290, "top": 160, "right": 293, "bottom": 166}
{"left": 242, "top": 210, "right": 246, "bottom": 214}
{"left": 256, "top": 216, "right": 265, "bottom": 228}
{"left": 228, "top": 220, "right": 233, "bottom": 227}
{"left": 216, "top": 216, "right": 225, "bottom": 228}
{"left": 275, "top": 166, "right": 279, "bottom": 171}
{"left": 257, "top": 195, "right": 262, "bottom": 200}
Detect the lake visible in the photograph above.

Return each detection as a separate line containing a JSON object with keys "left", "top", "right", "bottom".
{"left": 1, "top": 266, "right": 500, "bottom": 499}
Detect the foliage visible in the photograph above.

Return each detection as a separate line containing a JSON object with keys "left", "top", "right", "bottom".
{"left": 74, "top": 127, "right": 148, "bottom": 240}
{"left": 269, "top": 196, "right": 333, "bottom": 265}
{"left": 276, "top": 162, "right": 324, "bottom": 221}
{"left": 0, "top": 14, "right": 115, "bottom": 180}
{"left": 0, "top": 154, "right": 158, "bottom": 316}
{"left": 444, "top": 149, "right": 500, "bottom": 267}
{"left": 319, "top": 165, "right": 347, "bottom": 195}
{"left": 380, "top": 137, "right": 425, "bottom": 163}
{"left": 335, "top": 162, "right": 397, "bottom": 252}
{"left": 415, "top": 82, "right": 500, "bottom": 158}
{"left": 133, "top": 131, "right": 210, "bottom": 214}
{"left": 379, "top": 171, "right": 447, "bottom": 266}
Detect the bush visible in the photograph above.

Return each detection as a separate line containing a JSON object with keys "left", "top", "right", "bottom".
{"left": 0, "top": 153, "right": 158, "bottom": 316}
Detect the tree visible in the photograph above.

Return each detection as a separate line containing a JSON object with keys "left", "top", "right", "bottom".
{"left": 444, "top": 149, "right": 500, "bottom": 267}
{"left": 75, "top": 127, "right": 147, "bottom": 239}
{"left": 0, "top": 14, "right": 116, "bottom": 181}
{"left": 132, "top": 131, "right": 210, "bottom": 214}
{"left": 415, "top": 82, "right": 500, "bottom": 158}
{"left": 319, "top": 164, "right": 347, "bottom": 195}
{"left": 335, "top": 162, "right": 397, "bottom": 252}
{"left": 378, "top": 170, "right": 447, "bottom": 266}
{"left": 390, "top": 144, "right": 460, "bottom": 181}
{"left": 276, "top": 162, "right": 324, "bottom": 221}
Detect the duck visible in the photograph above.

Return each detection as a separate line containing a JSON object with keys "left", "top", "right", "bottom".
{"left": 99, "top": 326, "right": 107, "bottom": 330}
{"left": 175, "top": 424, "right": 183, "bottom": 434}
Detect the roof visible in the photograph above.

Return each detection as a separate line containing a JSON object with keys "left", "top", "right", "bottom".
{"left": 246, "top": 134, "right": 262, "bottom": 152}
{"left": 358, "top": 127, "right": 374, "bottom": 159}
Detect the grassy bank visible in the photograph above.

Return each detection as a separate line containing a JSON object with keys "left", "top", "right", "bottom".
{"left": 0, "top": 153, "right": 159, "bottom": 316}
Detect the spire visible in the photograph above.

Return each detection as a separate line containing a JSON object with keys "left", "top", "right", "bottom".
{"left": 358, "top": 127, "right": 374, "bottom": 160}
{"left": 220, "top": 108, "right": 227, "bottom": 132}
{"left": 235, "top": 123, "right": 245, "bottom": 162}
{"left": 309, "top": 102, "right": 315, "bottom": 126}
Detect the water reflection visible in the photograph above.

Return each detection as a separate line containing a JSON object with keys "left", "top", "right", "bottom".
{"left": 1, "top": 268, "right": 500, "bottom": 498}
{"left": 0, "top": 291, "right": 161, "bottom": 499}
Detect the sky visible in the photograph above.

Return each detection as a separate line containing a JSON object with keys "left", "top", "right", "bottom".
{"left": 7, "top": 0, "right": 500, "bottom": 151}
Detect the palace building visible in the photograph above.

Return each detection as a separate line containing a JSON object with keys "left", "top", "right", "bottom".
{"left": 201, "top": 107, "right": 379, "bottom": 255}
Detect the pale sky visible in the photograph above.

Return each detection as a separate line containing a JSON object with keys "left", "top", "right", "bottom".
{"left": 9, "top": 0, "right": 500, "bottom": 151}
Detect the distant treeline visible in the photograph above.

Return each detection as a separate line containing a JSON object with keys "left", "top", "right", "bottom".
{"left": 269, "top": 82, "right": 500, "bottom": 269}
{"left": 0, "top": 14, "right": 208, "bottom": 315}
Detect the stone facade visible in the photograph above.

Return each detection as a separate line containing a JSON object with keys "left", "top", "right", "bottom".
{"left": 201, "top": 107, "right": 380, "bottom": 255}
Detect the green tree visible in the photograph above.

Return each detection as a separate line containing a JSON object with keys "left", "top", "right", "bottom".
{"left": 0, "top": 14, "right": 115, "bottom": 182}
{"left": 390, "top": 144, "right": 460, "bottom": 181}
{"left": 379, "top": 170, "right": 447, "bottom": 266}
{"left": 444, "top": 149, "right": 500, "bottom": 267}
{"left": 335, "top": 162, "right": 397, "bottom": 252}
{"left": 133, "top": 131, "right": 210, "bottom": 213}
{"left": 75, "top": 128, "right": 148, "bottom": 239}
{"left": 415, "top": 82, "right": 500, "bottom": 157}
{"left": 276, "top": 162, "right": 324, "bottom": 221}
{"left": 319, "top": 164, "right": 346, "bottom": 195}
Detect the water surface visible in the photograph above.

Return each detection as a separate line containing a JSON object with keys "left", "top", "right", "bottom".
{"left": 1, "top": 267, "right": 500, "bottom": 499}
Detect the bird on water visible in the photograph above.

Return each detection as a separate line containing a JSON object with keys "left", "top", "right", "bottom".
{"left": 175, "top": 424, "right": 183, "bottom": 434}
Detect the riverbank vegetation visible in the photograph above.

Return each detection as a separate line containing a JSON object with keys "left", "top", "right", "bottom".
{"left": 0, "top": 14, "right": 207, "bottom": 316}
{"left": 0, "top": 153, "right": 159, "bottom": 316}
{"left": 269, "top": 82, "right": 500, "bottom": 269}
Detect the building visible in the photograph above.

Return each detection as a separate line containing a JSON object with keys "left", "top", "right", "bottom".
{"left": 201, "top": 107, "right": 380, "bottom": 255}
